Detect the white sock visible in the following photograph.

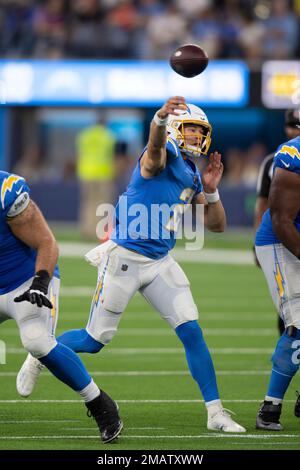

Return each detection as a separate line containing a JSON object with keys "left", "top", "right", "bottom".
{"left": 265, "top": 395, "right": 283, "bottom": 405}
{"left": 205, "top": 399, "right": 222, "bottom": 417}
{"left": 78, "top": 380, "right": 100, "bottom": 403}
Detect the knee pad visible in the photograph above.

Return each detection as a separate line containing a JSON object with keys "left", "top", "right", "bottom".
{"left": 87, "top": 312, "right": 120, "bottom": 346}
{"left": 93, "top": 324, "right": 117, "bottom": 345}
{"left": 157, "top": 263, "right": 198, "bottom": 327}
{"left": 20, "top": 323, "right": 56, "bottom": 358}
{"left": 272, "top": 330, "right": 300, "bottom": 377}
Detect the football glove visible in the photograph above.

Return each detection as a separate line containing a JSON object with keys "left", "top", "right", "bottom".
{"left": 14, "top": 270, "right": 53, "bottom": 309}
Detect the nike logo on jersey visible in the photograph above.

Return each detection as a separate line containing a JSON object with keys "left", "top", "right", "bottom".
{"left": 15, "top": 186, "right": 24, "bottom": 195}
{"left": 280, "top": 160, "right": 290, "bottom": 168}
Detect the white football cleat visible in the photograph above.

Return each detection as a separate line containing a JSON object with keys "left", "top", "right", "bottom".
{"left": 16, "top": 354, "right": 44, "bottom": 397}
{"left": 207, "top": 408, "right": 246, "bottom": 433}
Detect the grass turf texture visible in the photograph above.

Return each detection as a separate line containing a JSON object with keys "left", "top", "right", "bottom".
{"left": 0, "top": 257, "right": 299, "bottom": 450}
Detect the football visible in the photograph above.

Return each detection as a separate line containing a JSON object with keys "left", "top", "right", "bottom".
{"left": 170, "top": 44, "right": 209, "bottom": 78}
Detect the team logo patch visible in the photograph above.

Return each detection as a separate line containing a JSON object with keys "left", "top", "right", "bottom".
{"left": 275, "top": 145, "right": 300, "bottom": 161}
{"left": 1, "top": 175, "right": 24, "bottom": 209}
{"left": 121, "top": 264, "right": 128, "bottom": 271}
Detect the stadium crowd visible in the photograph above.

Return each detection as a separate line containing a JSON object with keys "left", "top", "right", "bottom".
{"left": 0, "top": 0, "right": 299, "bottom": 67}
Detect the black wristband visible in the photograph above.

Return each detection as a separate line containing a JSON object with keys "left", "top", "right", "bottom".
{"left": 30, "top": 270, "right": 50, "bottom": 294}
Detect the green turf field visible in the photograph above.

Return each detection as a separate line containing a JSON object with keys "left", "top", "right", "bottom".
{"left": 0, "top": 255, "right": 300, "bottom": 450}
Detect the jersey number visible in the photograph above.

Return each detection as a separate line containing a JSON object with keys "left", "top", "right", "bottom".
{"left": 165, "top": 188, "right": 194, "bottom": 232}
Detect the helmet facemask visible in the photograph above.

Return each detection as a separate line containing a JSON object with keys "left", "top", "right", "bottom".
{"left": 167, "top": 116, "right": 212, "bottom": 157}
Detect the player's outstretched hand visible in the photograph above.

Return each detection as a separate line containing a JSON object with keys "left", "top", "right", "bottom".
{"left": 14, "top": 289, "right": 53, "bottom": 308}
{"left": 14, "top": 270, "right": 53, "bottom": 309}
{"left": 157, "top": 96, "right": 187, "bottom": 120}
{"left": 202, "top": 151, "right": 224, "bottom": 193}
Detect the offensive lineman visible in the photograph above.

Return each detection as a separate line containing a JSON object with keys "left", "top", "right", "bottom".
{"left": 254, "top": 110, "right": 300, "bottom": 336}
{"left": 255, "top": 117, "right": 300, "bottom": 430}
{"left": 0, "top": 172, "right": 122, "bottom": 443}
{"left": 56, "top": 96, "right": 246, "bottom": 433}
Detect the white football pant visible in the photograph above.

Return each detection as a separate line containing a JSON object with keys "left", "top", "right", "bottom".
{"left": 86, "top": 242, "right": 199, "bottom": 345}
{"left": 256, "top": 243, "right": 300, "bottom": 329}
{"left": 0, "top": 276, "right": 60, "bottom": 358}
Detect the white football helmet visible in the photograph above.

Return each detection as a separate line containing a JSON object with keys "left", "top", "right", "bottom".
{"left": 167, "top": 104, "right": 212, "bottom": 157}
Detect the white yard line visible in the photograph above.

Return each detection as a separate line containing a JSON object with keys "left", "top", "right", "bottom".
{"left": 62, "top": 427, "right": 165, "bottom": 431}
{"left": 0, "top": 399, "right": 296, "bottom": 404}
{"left": 59, "top": 243, "right": 254, "bottom": 265}
{"left": 0, "top": 370, "right": 272, "bottom": 377}
{"left": 0, "top": 434, "right": 298, "bottom": 440}
{"left": 173, "top": 249, "right": 254, "bottom": 265}
{"left": 4, "top": 347, "right": 274, "bottom": 355}
{"left": 60, "top": 287, "right": 94, "bottom": 296}
{"left": 118, "top": 313, "right": 275, "bottom": 321}
{"left": 58, "top": 288, "right": 269, "bottom": 299}
{"left": 1, "top": 420, "right": 81, "bottom": 424}
{"left": 0, "top": 328, "right": 276, "bottom": 337}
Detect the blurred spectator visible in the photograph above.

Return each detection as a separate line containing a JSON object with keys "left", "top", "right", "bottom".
{"left": 107, "top": 0, "right": 138, "bottom": 31}
{"left": 137, "top": 0, "right": 166, "bottom": 16}
{"left": 218, "top": 0, "right": 245, "bottom": 58}
{"left": 32, "top": 0, "right": 68, "bottom": 58}
{"left": 114, "top": 141, "right": 133, "bottom": 197}
{"left": 0, "top": 0, "right": 34, "bottom": 57}
{"left": 13, "top": 146, "right": 44, "bottom": 182}
{"left": 190, "top": 6, "right": 222, "bottom": 59}
{"left": 133, "top": 0, "right": 167, "bottom": 58}
{"left": 62, "top": 160, "right": 76, "bottom": 181}
{"left": 240, "top": 142, "right": 267, "bottom": 188}
{"left": 262, "top": 0, "right": 298, "bottom": 59}
{"left": 0, "top": 0, "right": 299, "bottom": 64}
{"left": 223, "top": 142, "right": 267, "bottom": 188}
{"left": 223, "top": 148, "right": 245, "bottom": 187}
{"left": 101, "top": 0, "right": 139, "bottom": 58}
{"left": 175, "top": 0, "right": 212, "bottom": 18}
{"left": 67, "top": 0, "right": 105, "bottom": 58}
{"left": 145, "top": 3, "right": 188, "bottom": 59}
{"left": 76, "top": 120, "right": 116, "bottom": 240}
{"left": 238, "top": 11, "right": 265, "bottom": 67}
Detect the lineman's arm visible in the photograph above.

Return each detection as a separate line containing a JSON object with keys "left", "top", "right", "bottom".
{"left": 254, "top": 196, "right": 269, "bottom": 231}
{"left": 253, "top": 155, "right": 273, "bottom": 264}
{"left": 140, "top": 96, "right": 186, "bottom": 178}
{"left": 7, "top": 200, "right": 59, "bottom": 276}
{"left": 254, "top": 156, "right": 273, "bottom": 230}
{"left": 8, "top": 201, "right": 59, "bottom": 308}
{"left": 253, "top": 196, "right": 268, "bottom": 267}
{"left": 269, "top": 168, "right": 300, "bottom": 257}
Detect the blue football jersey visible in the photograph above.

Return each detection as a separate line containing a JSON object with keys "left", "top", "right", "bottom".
{"left": 0, "top": 171, "right": 59, "bottom": 294}
{"left": 111, "top": 138, "right": 203, "bottom": 259}
{"left": 256, "top": 136, "right": 300, "bottom": 246}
